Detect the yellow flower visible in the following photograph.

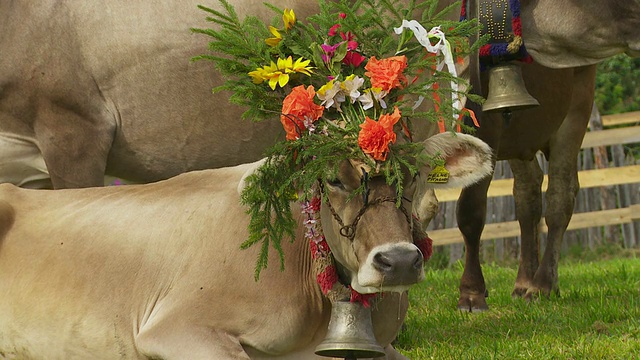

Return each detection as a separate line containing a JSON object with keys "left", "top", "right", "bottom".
{"left": 283, "top": 9, "right": 296, "bottom": 30}
{"left": 265, "top": 26, "right": 282, "bottom": 47}
{"left": 291, "top": 57, "right": 313, "bottom": 76}
{"left": 248, "top": 56, "right": 313, "bottom": 90}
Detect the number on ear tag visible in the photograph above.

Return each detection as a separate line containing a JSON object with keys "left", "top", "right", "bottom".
{"left": 426, "top": 165, "right": 449, "bottom": 183}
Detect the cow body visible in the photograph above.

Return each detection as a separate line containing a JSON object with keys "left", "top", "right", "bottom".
{"left": 0, "top": 163, "right": 334, "bottom": 359}
{"left": 0, "top": 133, "right": 494, "bottom": 359}
{"left": 449, "top": 0, "right": 630, "bottom": 311}
{"left": 0, "top": 0, "right": 315, "bottom": 188}
{"left": 520, "top": 0, "right": 640, "bottom": 68}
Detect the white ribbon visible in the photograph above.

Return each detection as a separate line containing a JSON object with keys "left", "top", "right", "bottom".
{"left": 394, "top": 20, "right": 461, "bottom": 126}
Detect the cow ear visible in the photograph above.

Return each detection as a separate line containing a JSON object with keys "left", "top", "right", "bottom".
{"left": 419, "top": 132, "right": 493, "bottom": 189}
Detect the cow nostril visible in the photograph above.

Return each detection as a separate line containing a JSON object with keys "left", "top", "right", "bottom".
{"left": 413, "top": 250, "right": 424, "bottom": 270}
{"left": 373, "top": 252, "right": 393, "bottom": 271}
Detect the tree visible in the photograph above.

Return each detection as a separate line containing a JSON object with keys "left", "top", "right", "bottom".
{"left": 595, "top": 54, "right": 640, "bottom": 115}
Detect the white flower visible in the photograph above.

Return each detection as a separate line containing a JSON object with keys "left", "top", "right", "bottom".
{"left": 317, "top": 80, "right": 345, "bottom": 110}
{"left": 358, "top": 87, "right": 388, "bottom": 110}
{"left": 340, "top": 74, "right": 365, "bottom": 103}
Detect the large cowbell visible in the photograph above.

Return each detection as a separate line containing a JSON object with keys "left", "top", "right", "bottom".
{"left": 315, "top": 300, "right": 385, "bottom": 359}
{"left": 482, "top": 63, "right": 539, "bottom": 113}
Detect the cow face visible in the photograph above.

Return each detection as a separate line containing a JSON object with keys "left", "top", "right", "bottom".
{"left": 320, "top": 160, "right": 422, "bottom": 294}
{"left": 319, "top": 132, "right": 493, "bottom": 295}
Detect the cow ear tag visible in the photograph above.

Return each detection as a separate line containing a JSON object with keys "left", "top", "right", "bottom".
{"left": 427, "top": 164, "right": 449, "bottom": 183}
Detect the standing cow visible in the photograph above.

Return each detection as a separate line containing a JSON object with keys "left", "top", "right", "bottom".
{"left": 0, "top": 132, "right": 493, "bottom": 359}
{"left": 455, "top": 0, "right": 640, "bottom": 311}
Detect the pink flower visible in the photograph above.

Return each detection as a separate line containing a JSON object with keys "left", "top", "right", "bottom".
{"left": 321, "top": 43, "right": 340, "bottom": 63}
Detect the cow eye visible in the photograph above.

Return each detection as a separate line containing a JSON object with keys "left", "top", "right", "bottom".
{"left": 326, "top": 178, "right": 345, "bottom": 190}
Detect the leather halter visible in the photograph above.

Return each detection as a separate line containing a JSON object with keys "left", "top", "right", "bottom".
{"left": 318, "top": 178, "right": 412, "bottom": 241}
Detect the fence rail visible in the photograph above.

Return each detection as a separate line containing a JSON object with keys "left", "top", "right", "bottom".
{"left": 428, "top": 109, "right": 640, "bottom": 249}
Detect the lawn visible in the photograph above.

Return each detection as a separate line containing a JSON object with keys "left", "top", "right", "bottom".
{"left": 395, "top": 254, "right": 640, "bottom": 359}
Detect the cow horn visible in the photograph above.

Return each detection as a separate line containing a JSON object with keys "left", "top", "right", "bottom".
{"left": 482, "top": 63, "right": 539, "bottom": 113}
{"left": 315, "top": 300, "right": 385, "bottom": 359}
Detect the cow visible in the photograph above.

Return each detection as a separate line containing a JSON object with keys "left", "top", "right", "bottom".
{"left": 453, "top": 0, "right": 638, "bottom": 311}
{"left": 0, "top": 0, "right": 308, "bottom": 189}
{"left": 0, "top": 131, "right": 493, "bottom": 359}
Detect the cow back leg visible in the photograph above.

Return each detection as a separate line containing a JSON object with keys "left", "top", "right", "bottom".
{"left": 136, "top": 323, "right": 251, "bottom": 360}
{"left": 509, "top": 157, "right": 543, "bottom": 297}
{"left": 527, "top": 65, "right": 596, "bottom": 300}
{"left": 34, "top": 98, "right": 116, "bottom": 189}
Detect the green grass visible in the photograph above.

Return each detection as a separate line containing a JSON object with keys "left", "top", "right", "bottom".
{"left": 395, "top": 256, "right": 640, "bottom": 359}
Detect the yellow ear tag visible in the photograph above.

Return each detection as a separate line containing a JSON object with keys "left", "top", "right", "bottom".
{"left": 427, "top": 164, "right": 450, "bottom": 183}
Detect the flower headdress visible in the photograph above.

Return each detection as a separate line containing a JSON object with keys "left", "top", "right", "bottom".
{"left": 193, "top": 0, "right": 482, "bottom": 278}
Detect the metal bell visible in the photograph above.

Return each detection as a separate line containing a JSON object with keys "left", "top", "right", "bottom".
{"left": 315, "top": 300, "right": 385, "bottom": 359}
{"left": 482, "top": 63, "right": 539, "bottom": 113}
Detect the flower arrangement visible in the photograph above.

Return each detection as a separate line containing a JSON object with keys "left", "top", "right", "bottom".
{"left": 193, "top": 0, "right": 481, "bottom": 278}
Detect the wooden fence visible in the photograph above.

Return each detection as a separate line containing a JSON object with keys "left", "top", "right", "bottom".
{"left": 427, "top": 108, "right": 640, "bottom": 263}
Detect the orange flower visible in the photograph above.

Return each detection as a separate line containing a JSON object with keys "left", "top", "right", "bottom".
{"left": 364, "top": 56, "right": 408, "bottom": 92}
{"left": 280, "top": 85, "right": 324, "bottom": 140}
{"left": 357, "top": 106, "right": 401, "bottom": 161}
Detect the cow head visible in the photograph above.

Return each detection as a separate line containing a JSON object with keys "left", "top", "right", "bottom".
{"left": 320, "top": 132, "right": 493, "bottom": 294}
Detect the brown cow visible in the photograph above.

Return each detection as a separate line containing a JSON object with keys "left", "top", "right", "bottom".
{"left": 456, "top": 62, "right": 597, "bottom": 311}
{"left": 0, "top": 0, "right": 312, "bottom": 189}
{"left": 453, "top": 0, "right": 626, "bottom": 311}
{"left": 0, "top": 132, "right": 493, "bottom": 359}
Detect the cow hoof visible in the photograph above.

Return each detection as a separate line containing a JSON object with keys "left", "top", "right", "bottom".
{"left": 511, "top": 286, "right": 528, "bottom": 298}
{"left": 523, "top": 286, "right": 558, "bottom": 302}
{"left": 457, "top": 295, "right": 489, "bottom": 312}
{"left": 523, "top": 289, "right": 542, "bottom": 302}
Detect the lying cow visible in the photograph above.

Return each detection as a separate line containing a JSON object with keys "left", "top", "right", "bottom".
{"left": 0, "top": 132, "right": 492, "bottom": 359}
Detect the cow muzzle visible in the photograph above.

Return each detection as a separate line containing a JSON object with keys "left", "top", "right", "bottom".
{"left": 352, "top": 243, "right": 425, "bottom": 294}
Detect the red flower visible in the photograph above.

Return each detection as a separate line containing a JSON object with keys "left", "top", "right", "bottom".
{"left": 280, "top": 85, "right": 324, "bottom": 140}
{"left": 343, "top": 51, "right": 366, "bottom": 67}
{"left": 328, "top": 24, "right": 341, "bottom": 37}
{"left": 364, "top": 55, "right": 408, "bottom": 91}
{"left": 357, "top": 107, "right": 401, "bottom": 161}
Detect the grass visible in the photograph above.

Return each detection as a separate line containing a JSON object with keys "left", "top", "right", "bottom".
{"left": 395, "top": 255, "right": 640, "bottom": 359}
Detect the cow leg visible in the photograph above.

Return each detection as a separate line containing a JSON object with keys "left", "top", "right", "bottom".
{"left": 136, "top": 322, "right": 250, "bottom": 360}
{"left": 509, "top": 157, "right": 543, "bottom": 297}
{"left": 34, "top": 99, "right": 115, "bottom": 189}
{"left": 456, "top": 173, "right": 493, "bottom": 312}
{"left": 527, "top": 65, "right": 596, "bottom": 300}
{"left": 455, "top": 95, "right": 502, "bottom": 311}
{"left": 382, "top": 345, "right": 410, "bottom": 360}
